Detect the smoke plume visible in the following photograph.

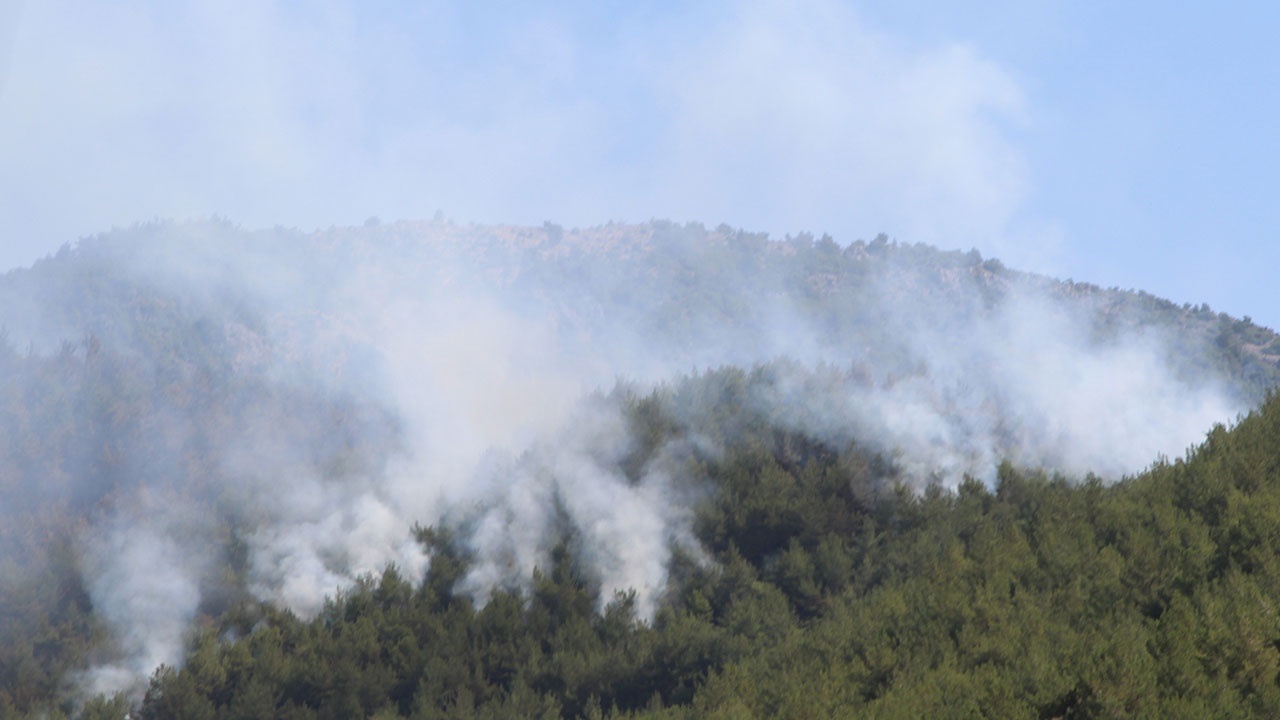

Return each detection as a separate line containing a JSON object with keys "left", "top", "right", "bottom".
{"left": 0, "top": 220, "right": 1253, "bottom": 698}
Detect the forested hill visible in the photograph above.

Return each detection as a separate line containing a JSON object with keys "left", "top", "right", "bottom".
{"left": 68, "top": 374, "right": 1280, "bottom": 718}
{"left": 0, "top": 218, "right": 1278, "bottom": 718}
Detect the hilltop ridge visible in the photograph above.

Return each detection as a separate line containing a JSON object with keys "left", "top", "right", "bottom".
{"left": 7, "top": 218, "right": 1277, "bottom": 399}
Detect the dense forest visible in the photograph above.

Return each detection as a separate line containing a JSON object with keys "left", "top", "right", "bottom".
{"left": 24, "top": 373, "right": 1280, "bottom": 719}
{"left": 1, "top": 220, "right": 1279, "bottom": 718}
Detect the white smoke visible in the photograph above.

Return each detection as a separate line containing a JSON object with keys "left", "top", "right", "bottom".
{"left": 78, "top": 493, "right": 213, "bottom": 698}
{"left": 454, "top": 398, "right": 708, "bottom": 619}
{"left": 0, "top": 222, "right": 1250, "bottom": 700}
{"left": 749, "top": 279, "right": 1236, "bottom": 488}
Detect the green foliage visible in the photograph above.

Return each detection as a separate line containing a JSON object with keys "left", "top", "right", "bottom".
{"left": 14, "top": 384, "right": 1260, "bottom": 718}
{"left": 4, "top": 222, "right": 1280, "bottom": 716}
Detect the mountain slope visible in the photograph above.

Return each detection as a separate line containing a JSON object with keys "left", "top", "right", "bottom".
{"left": 109, "top": 379, "right": 1280, "bottom": 720}
{"left": 0, "top": 218, "right": 1276, "bottom": 716}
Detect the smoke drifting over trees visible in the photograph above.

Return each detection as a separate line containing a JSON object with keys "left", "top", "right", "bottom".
{"left": 0, "top": 219, "right": 1276, "bottom": 710}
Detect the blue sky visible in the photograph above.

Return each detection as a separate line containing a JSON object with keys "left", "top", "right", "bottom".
{"left": 1, "top": 1, "right": 1277, "bottom": 329}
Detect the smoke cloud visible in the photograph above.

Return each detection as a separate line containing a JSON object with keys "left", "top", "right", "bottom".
{"left": 0, "top": 221, "right": 1251, "bottom": 699}
{"left": 0, "top": 0, "right": 1043, "bottom": 275}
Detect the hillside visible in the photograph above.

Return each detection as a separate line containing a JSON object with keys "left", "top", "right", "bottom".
{"left": 0, "top": 219, "right": 1278, "bottom": 717}
{"left": 71, "top": 376, "right": 1280, "bottom": 719}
